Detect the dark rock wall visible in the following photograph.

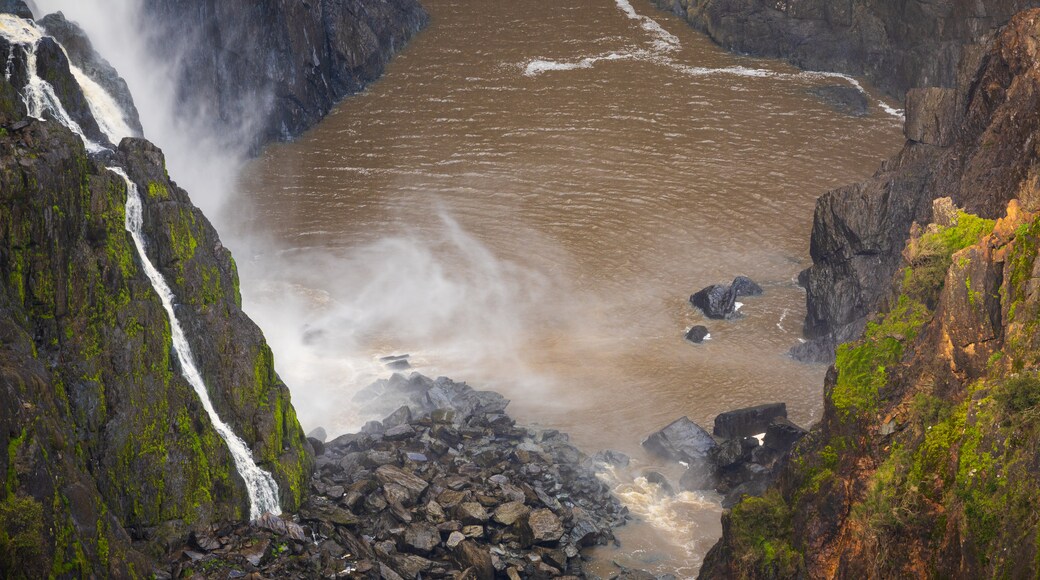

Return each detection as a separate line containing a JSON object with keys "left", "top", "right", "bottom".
{"left": 143, "top": 0, "right": 428, "bottom": 148}
{"left": 652, "top": 0, "right": 1040, "bottom": 101}
{"left": 800, "top": 7, "right": 1040, "bottom": 352}
{"left": 701, "top": 9, "right": 1040, "bottom": 578}
{"left": 0, "top": 49, "right": 311, "bottom": 577}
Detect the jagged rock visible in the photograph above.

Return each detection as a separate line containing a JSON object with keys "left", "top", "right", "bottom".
{"left": 383, "top": 405, "right": 413, "bottom": 429}
{"left": 0, "top": 0, "right": 32, "bottom": 18}
{"left": 730, "top": 275, "right": 764, "bottom": 297}
{"left": 401, "top": 523, "right": 440, "bottom": 555}
{"left": 690, "top": 283, "right": 738, "bottom": 319}
{"left": 764, "top": 417, "right": 808, "bottom": 453}
{"left": 905, "top": 88, "right": 958, "bottom": 147}
{"left": 446, "top": 531, "right": 466, "bottom": 548}
{"left": 384, "top": 424, "right": 416, "bottom": 441}
{"left": 456, "top": 502, "right": 489, "bottom": 525}
{"left": 493, "top": 501, "right": 530, "bottom": 526}
{"left": 685, "top": 325, "right": 710, "bottom": 343}
{"left": 523, "top": 509, "right": 565, "bottom": 545}
{"left": 452, "top": 541, "right": 495, "bottom": 580}
{"left": 307, "top": 436, "right": 325, "bottom": 456}
{"left": 375, "top": 465, "right": 428, "bottom": 502}
{"left": 713, "top": 403, "right": 787, "bottom": 439}
{"left": 642, "top": 416, "right": 717, "bottom": 465}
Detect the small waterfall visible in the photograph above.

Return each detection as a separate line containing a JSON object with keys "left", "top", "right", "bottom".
{"left": 0, "top": 14, "right": 104, "bottom": 151}
{"left": 109, "top": 166, "right": 281, "bottom": 520}
{"left": 70, "top": 65, "right": 134, "bottom": 143}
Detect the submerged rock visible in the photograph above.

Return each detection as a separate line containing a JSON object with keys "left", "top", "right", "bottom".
{"left": 685, "top": 325, "right": 710, "bottom": 343}
{"left": 808, "top": 85, "right": 870, "bottom": 117}
{"left": 690, "top": 284, "right": 737, "bottom": 319}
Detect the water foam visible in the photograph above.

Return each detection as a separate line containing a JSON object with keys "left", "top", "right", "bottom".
{"left": 70, "top": 65, "right": 134, "bottom": 143}
{"left": 110, "top": 166, "right": 281, "bottom": 520}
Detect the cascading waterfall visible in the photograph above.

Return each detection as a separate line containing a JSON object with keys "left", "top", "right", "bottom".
{"left": 109, "top": 166, "right": 281, "bottom": 520}
{"left": 1, "top": 10, "right": 280, "bottom": 520}
{"left": 0, "top": 13, "right": 106, "bottom": 151}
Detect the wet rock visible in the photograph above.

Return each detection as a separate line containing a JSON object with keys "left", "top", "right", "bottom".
{"left": 764, "top": 417, "right": 808, "bottom": 454}
{"left": 642, "top": 416, "right": 717, "bottom": 466}
{"left": 690, "top": 284, "right": 738, "bottom": 319}
{"left": 679, "top": 466, "right": 716, "bottom": 492}
{"left": 685, "top": 325, "right": 710, "bottom": 343}
{"left": 730, "top": 275, "right": 764, "bottom": 297}
{"left": 808, "top": 85, "right": 870, "bottom": 117}
{"left": 0, "top": 0, "right": 32, "bottom": 18}
{"left": 713, "top": 403, "right": 787, "bottom": 439}
{"left": 643, "top": 471, "right": 675, "bottom": 495}
{"left": 254, "top": 513, "right": 307, "bottom": 542}
{"left": 590, "top": 449, "right": 630, "bottom": 468}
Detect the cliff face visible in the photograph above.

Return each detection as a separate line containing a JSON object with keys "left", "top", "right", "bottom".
{"left": 144, "top": 0, "right": 428, "bottom": 148}
{"left": 652, "top": 0, "right": 1040, "bottom": 101}
{"left": 701, "top": 9, "right": 1040, "bottom": 577}
{"left": 0, "top": 8, "right": 311, "bottom": 578}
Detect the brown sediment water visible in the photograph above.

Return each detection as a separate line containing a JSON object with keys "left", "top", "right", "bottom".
{"left": 230, "top": 0, "right": 904, "bottom": 574}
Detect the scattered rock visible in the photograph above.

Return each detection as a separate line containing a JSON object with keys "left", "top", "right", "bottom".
{"left": 524, "top": 509, "right": 565, "bottom": 545}
{"left": 690, "top": 284, "right": 737, "bottom": 319}
{"left": 684, "top": 325, "right": 710, "bottom": 343}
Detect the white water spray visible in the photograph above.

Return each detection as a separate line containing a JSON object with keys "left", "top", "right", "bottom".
{"left": 109, "top": 166, "right": 281, "bottom": 520}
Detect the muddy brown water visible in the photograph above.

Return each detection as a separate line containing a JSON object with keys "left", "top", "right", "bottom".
{"left": 228, "top": 0, "right": 904, "bottom": 574}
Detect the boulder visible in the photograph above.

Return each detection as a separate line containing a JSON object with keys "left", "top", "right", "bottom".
{"left": 452, "top": 541, "right": 495, "bottom": 580}
{"left": 401, "top": 522, "right": 440, "bottom": 555}
{"left": 383, "top": 405, "right": 413, "bottom": 429}
{"left": 730, "top": 275, "right": 763, "bottom": 297}
{"left": 713, "top": 403, "right": 787, "bottom": 439}
{"left": 679, "top": 466, "right": 716, "bottom": 491}
{"left": 685, "top": 325, "right": 710, "bottom": 343}
{"left": 764, "top": 417, "right": 808, "bottom": 454}
{"left": 523, "top": 509, "right": 564, "bottom": 545}
{"left": 641, "top": 416, "right": 717, "bottom": 465}
{"left": 307, "top": 426, "right": 328, "bottom": 442}
{"left": 375, "top": 465, "right": 428, "bottom": 503}
{"left": 690, "top": 284, "right": 737, "bottom": 319}
{"left": 493, "top": 501, "right": 530, "bottom": 526}
{"left": 643, "top": 471, "right": 675, "bottom": 495}
{"left": 456, "top": 502, "right": 489, "bottom": 525}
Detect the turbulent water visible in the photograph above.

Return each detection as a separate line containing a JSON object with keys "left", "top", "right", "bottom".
{"left": 227, "top": 0, "right": 904, "bottom": 573}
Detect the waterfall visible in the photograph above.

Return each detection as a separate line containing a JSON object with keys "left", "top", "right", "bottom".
{"left": 0, "top": 13, "right": 105, "bottom": 151}
{"left": 70, "top": 65, "right": 134, "bottom": 143}
{"left": 110, "top": 166, "right": 281, "bottom": 520}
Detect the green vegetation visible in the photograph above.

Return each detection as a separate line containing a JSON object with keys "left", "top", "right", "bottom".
{"left": 0, "top": 495, "right": 44, "bottom": 578}
{"left": 728, "top": 491, "right": 803, "bottom": 577}
{"left": 902, "top": 211, "right": 995, "bottom": 307}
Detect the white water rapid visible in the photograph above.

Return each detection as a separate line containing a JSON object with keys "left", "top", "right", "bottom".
{"left": 110, "top": 166, "right": 281, "bottom": 520}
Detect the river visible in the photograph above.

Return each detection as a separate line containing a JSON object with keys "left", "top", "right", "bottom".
{"left": 228, "top": 0, "right": 905, "bottom": 574}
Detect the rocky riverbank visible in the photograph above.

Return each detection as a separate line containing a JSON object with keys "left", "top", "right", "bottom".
{"left": 161, "top": 374, "right": 631, "bottom": 579}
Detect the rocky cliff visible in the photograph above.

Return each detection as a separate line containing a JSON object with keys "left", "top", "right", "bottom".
{"left": 701, "top": 9, "right": 1040, "bottom": 577}
{"left": 144, "top": 0, "right": 428, "bottom": 148}
{"left": 652, "top": 0, "right": 1040, "bottom": 101}
{"left": 0, "top": 6, "right": 311, "bottom": 578}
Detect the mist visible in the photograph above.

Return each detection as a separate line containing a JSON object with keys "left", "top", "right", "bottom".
{"left": 31, "top": 0, "right": 587, "bottom": 436}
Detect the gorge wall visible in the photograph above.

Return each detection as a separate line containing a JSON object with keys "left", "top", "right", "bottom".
{"left": 651, "top": 0, "right": 1040, "bottom": 101}
{"left": 143, "top": 0, "right": 428, "bottom": 148}
{"left": 700, "top": 8, "right": 1040, "bottom": 578}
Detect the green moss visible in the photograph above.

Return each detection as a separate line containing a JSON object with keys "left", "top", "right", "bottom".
{"left": 5, "top": 428, "right": 26, "bottom": 495}
{"left": 728, "top": 491, "right": 804, "bottom": 577}
{"left": 146, "top": 182, "right": 169, "bottom": 200}
{"left": 833, "top": 296, "right": 929, "bottom": 419}
{"left": 903, "top": 211, "right": 995, "bottom": 307}
{"left": 0, "top": 494, "right": 44, "bottom": 578}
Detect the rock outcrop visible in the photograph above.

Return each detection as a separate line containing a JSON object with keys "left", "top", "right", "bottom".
{"left": 652, "top": 0, "right": 1040, "bottom": 101}
{"left": 0, "top": 9, "right": 312, "bottom": 576}
{"left": 143, "top": 0, "right": 428, "bottom": 148}
{"left": 702, "top": 9, "right": 1040, "bottom": 578}
{"left": 790, "top": 6, "right": 1040, "bottom": 362}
